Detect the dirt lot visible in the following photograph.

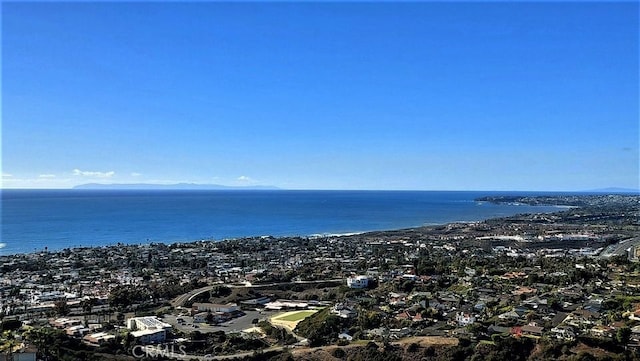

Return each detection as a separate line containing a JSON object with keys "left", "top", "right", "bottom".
{"left": 393, "top": 336, "right": 459, "bottom": 347}
{"left": 269, "top": 310, "right": 319, "bottom": 331}
{"left": 290, "top": 336, "right": 459, "bottom": 359}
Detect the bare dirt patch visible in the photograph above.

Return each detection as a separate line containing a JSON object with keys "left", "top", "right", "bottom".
{"left": 289, "top": 336, "right": 459, "bottom": 359}
{"left": 393, "top": 336, "right": 459, "bottom": 347}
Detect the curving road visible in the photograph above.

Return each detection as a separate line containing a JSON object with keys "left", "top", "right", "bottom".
{"left": 600, "top": 237, "right": 640, "bottom": 259}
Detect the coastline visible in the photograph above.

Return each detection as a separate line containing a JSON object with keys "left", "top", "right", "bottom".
{"left": 2, "top": 192, "right": 636, "bottom": 256}
{"left": 0, "top": 193, "right": 637, "bottom": 361}
{"left": 0, "top": 210, "right": 562, "bottom": 258}
{"left": 0, "top": 204, "right": 582, "bottom": 258}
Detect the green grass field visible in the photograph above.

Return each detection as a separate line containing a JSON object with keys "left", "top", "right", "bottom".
{"left": 275, "top": 310, "right": 317, "bottom": 322}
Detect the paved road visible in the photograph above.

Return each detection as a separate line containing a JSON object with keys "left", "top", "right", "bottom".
{"left": 600, "top": 237, "right": 640, "bottom": 258}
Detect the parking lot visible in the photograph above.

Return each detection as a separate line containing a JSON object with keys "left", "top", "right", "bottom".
{"left": 163, "top": 309, "right": 281, "bottom": 334}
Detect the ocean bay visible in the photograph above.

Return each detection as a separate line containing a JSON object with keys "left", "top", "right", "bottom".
{"left": 1, "top": 189, "right": 562, "bottom": 255}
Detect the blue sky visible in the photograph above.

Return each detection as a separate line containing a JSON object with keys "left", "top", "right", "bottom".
{"left": 2, "top": 2, "right": 638, "bottom": 190}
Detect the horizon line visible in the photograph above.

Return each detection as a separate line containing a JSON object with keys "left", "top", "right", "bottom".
{"left": 1, "top": 187, "right": 639, "bottom": 193}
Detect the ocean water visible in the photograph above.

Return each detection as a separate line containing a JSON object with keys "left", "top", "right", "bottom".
{"left": 1, "top": 189, "right": 563, "bottom": 255}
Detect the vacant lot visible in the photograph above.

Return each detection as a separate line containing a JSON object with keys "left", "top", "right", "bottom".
{"left": 270, "top": 309, "right": 319, "bottom": 330}
{"left": 277, "top": 310, "right": 317, "bottom": 322}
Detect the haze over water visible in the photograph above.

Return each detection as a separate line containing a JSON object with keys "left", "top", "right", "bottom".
{"left": 1, "top": 190, "right": 566, "bottom": 255}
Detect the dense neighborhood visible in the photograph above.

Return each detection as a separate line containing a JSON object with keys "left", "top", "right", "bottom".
{"left": 0, "top": 194, "right": 639, "bottom": 361}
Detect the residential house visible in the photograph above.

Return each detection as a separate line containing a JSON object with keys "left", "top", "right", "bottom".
{"left": 488, "top": 325, "right": 511, "bottom": 335}
{"left": 83, "top": 332, "right": 116, "bottom": 346}
{"left": 347, "top": 275, "right": 369, "bottom": 289}
{"left": 590, "top": 325, "right": 614, "bottom": 338}
{"left": 521, "top": 324, "right": 544, "bottom": 337}
{"left": 551, "top": 326, "right": 576, "bottom": 340}
{"left": 456, "top": 312, "right": 476, "bottom": 326}
{"left": 51, "top": 318, "right": 82, "bottom": 329}
{"left": 331, "top": 304, "right": 357, "bottom": 319}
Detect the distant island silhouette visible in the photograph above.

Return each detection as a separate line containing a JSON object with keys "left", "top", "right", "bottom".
{"left": 72, "top": 183, "right": 281, "bottom": 190}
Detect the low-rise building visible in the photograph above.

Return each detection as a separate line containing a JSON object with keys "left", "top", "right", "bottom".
{"left": 551, "top": 326, "right": 576, "bottom": 340}
{"left": 83, "top": 332, "right": 116, "bottom": 346}
{"left": 264, "top": 299, "right": 313, "bottom": 310}
{"left": 131, "top": 329, "right": 166, "bottom": 344}
{"left": 193, "top": 312, "right": 209, "bottom": 323}
{"left": 127, "top": 316, "right": 172, "bottom": 332}
{"left": 240, "top": 297, "right": 271, "bottom": 306}
{"left": 456, "top": 312, "right": 476, "bottom": 326}
{"left": 346, "top": 275, "right": 369, "bottom": 289}
{"left": 331, "top": 304, "right": 357, "bottom": 319}
{"left": 192, "top": 303, "right": 238, "bottom": 314}
{"left": 51, "top": 318, "right": 82, "bottom": 329}
{"left": 65, "top": 325, "right": 90, "bottom": 337}
{"left": 521, "top": 325, "right": 544, "bottom": 337}
{"left": 126, "top": 316, "right": 172, "bottom": 345}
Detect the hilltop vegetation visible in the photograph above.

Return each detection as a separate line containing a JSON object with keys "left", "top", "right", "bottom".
{"left": 295, "top": 308, "right": 347, "bottom": 347}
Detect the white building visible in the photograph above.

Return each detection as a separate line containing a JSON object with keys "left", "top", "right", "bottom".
{"left": 126, "top": 316, "right": 172, "bottom": 345}
{"left": 131, "top": 329, "right": 166, "bottom": 344}
{"left": 264, "top": 300, "right": 309, "bottom": 310}
{"left": 331, "top": 303, "right": 357, "bottom": 319}
{"left": 346, "top": 275, "right": 369, "bottom": 289}
{"left": 551, "top": 327, "right": 576, "bottom": 340}
{"left": 127, "top": 316, "right": 172, "bottom": 332}
{"left": 456, "top": 312, "right": 476, "bottom": 326}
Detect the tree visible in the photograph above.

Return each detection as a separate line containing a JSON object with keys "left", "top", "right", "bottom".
{"left": 25, "top": 327, "right": 64, "bottom": 360}
{"left": 1, "top": 319, "right": 21, "bottom": 332}
{"left": 400, "top": 280, "right": 415, "bottom": 293}
{"left": 358, "top": 310, "right": 382, "bottom": 329}
{"left": 54, "top": 300, "right": 70, "bottom": 316}
{"left": 190, "top": 330, "right": 205, "bottom": 341}
{"left": 526, "top": 311, "right": 537, "bottom": 323}
{"left": 211, "top": 286, "right": 231, "bottom": 298}
{"left": 80, "top": 297, "right": 97, "bottom": 314}
{"left": 616, "top": 327, "right": 631, "bottom": 346}
{"left": 467, "top": 322, "right": 484, "bottom": 337}
{"left": 123, "top": 332, "right": 135, "bottom": 351}
{"left": 109, "top": 285, "right": 151, "bottom": 311}
{"left": 333, "top": 348, "right": 346, "bottom": 358}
